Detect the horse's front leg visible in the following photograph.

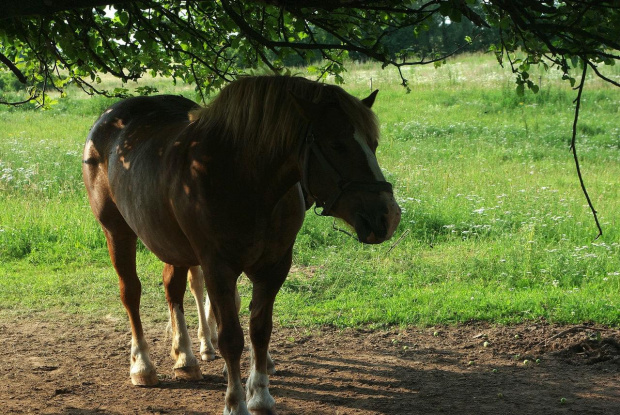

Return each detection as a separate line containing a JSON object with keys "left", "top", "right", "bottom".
{"left": 246, "top": 248, "right": 292, "bottom": 414}
{"left": 203, "top": 260, "right": 248, "bottom": 415}
{"left": 163, "top": 264, "right": 202, "bottom": 381}
{"left": 204, "top": 274, "right": 242, "bottom": 353}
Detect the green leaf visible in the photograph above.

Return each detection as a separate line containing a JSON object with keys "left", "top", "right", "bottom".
{"left": 112, "top": 87, "right": 130, "bottom": 96}
{"left": 118, "top": 11, "right": 129, "bottom": 26}
{"left": 516, "top": 83, "right": 525, "bottom": 96}
{"left": 448, "top": 9, "right": 462, "bottom": 23}
{"left": 562, "top": 73, "right": 576, "bottom": 87}
{"left": 438, "top": 2, "right": 451, "bottom": 17}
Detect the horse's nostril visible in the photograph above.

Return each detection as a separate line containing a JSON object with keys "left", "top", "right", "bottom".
{"left": 378, "top": 215, "right": 388, "bottom": 237}
{"left": 354, "top": 213, "right": 372, "bottom": 242}
{"left": 354, "top": 212, "right": 390, "bottom": 243}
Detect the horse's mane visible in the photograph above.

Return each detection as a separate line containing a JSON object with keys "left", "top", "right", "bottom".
{"left": 189, "top": 76, "right": 379, "bottom": 168}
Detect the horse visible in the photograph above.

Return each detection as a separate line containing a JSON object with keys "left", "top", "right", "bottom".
{"left": 82, "top": 75, "right": 401, "bottom": 415}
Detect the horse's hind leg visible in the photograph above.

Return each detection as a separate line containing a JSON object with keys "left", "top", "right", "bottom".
{"left": 204, "top": 290, "right": 219, "bottom": 349}
{"left": 188, "top": 266, "right": 216, "bottom": 361}
{"left": 246, "top": 248, "right": 292, "bottom": 413}
{"left": 103, "top": 227, "right": 158, "bottom": 386}
{"left": 163, "top": 264, "right": 202, "bottom": 381}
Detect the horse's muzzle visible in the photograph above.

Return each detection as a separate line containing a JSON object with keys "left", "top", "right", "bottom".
{"left": 354, "top": 192, "right": 401, "bottom": 244}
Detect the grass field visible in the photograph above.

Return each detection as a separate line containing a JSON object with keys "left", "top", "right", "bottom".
{"left": 0, "top": 54, "right": 618, "bottom": 328}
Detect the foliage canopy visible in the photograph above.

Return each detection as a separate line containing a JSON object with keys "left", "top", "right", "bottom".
{"left": 1, "top": 0, "right": 619, "bottom": 106}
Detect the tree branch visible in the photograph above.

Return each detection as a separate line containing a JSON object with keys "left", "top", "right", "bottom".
{"left": 0, "top": 0, "right": 137, "bottom": 19}
{"left": 586, "top": 61, "right": 620, "bottom": 88}
{"left": 222, "top": 0, "right": 391, "bottom": 63}
{"left": 570, "top": 61, "right": 602, "bottom": 239}
{"left": 0, "top": 94, "right": 39, "bottom": 106}
{"left": 0, "top": 52, "right": 28, "bottom": 84}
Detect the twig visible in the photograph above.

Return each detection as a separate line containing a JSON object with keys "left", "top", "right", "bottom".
{"left": 570, "top": 61, "right": 602, "bottom": 239}
{"left": 0, "top": 94, "right": 38, "bottom": 106}
{"left": 386, "top": 229, "right": 410, "bottom": 255}
{"left": 533, "top": 325, "right": 615, "bottom": 349}
{"left": 586, "top": 60, "right": 620, "bottom": 87}
{"left": 546, "top": 326, "right": 594, "bottom": 342}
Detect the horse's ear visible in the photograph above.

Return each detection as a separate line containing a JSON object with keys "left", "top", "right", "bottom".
{"left": 288, "top": 91, "right": 322, "bottom": 121}
{"left": 361, "top": 90, "right": 379, "bottom": 108}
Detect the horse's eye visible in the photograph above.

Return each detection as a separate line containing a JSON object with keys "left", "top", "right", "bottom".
{"left": 329, "top": 142, "right": 347, "bottom": 152}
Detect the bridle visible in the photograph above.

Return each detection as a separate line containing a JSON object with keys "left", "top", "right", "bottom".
{"left": 299, "top": 125, "right": 393, "bottom": 217}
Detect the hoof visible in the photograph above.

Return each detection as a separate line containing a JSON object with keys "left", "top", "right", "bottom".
{"left": 223, "top": 403, "right": 251, "bottom": 415}
{"left": 201, "top": 351, "right": 217, "bottom": 361}
{"left": 249, "top": 409, "right": 276, "bottom": 415}
{"left": 131, "top": 371, "right": 159, "bottom": 386}
{"left": 174, "top": 365, "right": 203, "bottom": 381}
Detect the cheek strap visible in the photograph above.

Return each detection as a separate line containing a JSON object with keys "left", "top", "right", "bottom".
{"left": 301, "top": 133, "right": 393, "bottom": 217}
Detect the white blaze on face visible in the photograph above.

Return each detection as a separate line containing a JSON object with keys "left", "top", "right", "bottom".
{"left": 354, "top": 132, "right": 385, "bottom": 181}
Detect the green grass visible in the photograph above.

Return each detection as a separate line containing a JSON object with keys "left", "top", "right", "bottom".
{"left": 1, "top": 53, "right": 619, "bottom": 328}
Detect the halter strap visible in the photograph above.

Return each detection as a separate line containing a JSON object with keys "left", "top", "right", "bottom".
{"left": 299, "top": 128, "right": 393, "bottom": 216}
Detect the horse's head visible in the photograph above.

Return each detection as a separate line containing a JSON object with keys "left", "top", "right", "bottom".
{"left": 292, "top": 90, "right": 401, "bottom": 244}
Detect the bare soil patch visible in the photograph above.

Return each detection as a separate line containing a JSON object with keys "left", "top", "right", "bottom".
{"left": 0, "top": 316, "right": 618, "bottom": 414}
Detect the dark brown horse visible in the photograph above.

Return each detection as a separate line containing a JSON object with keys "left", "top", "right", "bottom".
{"left": 82, "top": 76, "right": 400, "bottom": 415}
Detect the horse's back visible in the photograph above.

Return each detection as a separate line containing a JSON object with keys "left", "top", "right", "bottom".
{"left": 83, "top": 94, "right": 198, "bottom": 193}
{"left": 85, "top": 95, "right": 197, "bottom": 156}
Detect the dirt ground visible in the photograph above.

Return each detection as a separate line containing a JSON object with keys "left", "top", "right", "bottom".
{"left": 0, "top": 316, "right": 618, "bottom": 415}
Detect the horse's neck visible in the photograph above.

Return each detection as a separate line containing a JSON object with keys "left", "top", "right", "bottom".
{"left": 250, "top": 145, "right": 303, "bottom": 212}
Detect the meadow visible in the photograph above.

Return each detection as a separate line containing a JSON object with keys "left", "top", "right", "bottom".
{"left": 0, "top": 54, "right": 618, "bottom": 329}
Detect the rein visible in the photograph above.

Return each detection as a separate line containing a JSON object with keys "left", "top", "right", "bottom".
{"left": 299, "top": 126, "right": 393, "bottom": 217}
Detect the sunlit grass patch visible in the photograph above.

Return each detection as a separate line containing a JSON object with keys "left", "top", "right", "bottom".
{"left": 0, "top": 53, "right": 618, "bottom": 327}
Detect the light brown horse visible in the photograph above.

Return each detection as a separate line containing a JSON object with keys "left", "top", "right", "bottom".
{"left": 82, "top": 76, "right": 400, "bottom": 415}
